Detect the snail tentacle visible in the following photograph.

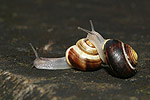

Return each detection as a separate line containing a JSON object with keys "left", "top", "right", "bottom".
{"left": 29, "top": 43, "right": 71, "bottom": 70}
{"left": 89, "top": 20, "right": 95, "bottom": 32}
{"left": 29, "top": 43, "right": 40, "bottom": 59}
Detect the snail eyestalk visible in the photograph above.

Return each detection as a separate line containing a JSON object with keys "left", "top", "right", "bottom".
{"left": 29, "top": 43, "right": 40, "bottom": 59}
{"left": 77, "top": 27, "right": 93, "bottom": 34}
{"left": 89, "top": 20, "right": 95, "bottom": 32}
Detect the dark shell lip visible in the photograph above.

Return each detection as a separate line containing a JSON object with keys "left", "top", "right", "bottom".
{"left": 66, "top": 45, "right": 102, "bottom": 71}
{"left": 104, "top": 39, "right": 137, "bottom": 78}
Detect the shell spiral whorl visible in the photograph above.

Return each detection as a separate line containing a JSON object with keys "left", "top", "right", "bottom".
{"left": 103, "top": 39, "right": 138, "bottom": 78}
{"left": 66, "top": 38, "right": 102, "bottom": 71}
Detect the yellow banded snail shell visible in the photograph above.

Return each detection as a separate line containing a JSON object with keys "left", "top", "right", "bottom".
{"left": 66, "top": 39, "right": 102, "bottom": 71}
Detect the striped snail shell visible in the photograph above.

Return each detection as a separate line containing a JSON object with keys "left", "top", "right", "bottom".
{"left": 103, "top": 39, "right": 138, "bottom": 78}
{"left": 66, "top": 38, "right": 102, "bottom": 71}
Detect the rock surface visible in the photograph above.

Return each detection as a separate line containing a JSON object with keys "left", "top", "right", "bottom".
{"left": 0, "top": 0, "right": 150, "bottom": 100}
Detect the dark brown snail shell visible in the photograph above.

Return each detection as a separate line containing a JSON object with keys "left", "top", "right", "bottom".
{"left": 103, "top": 39, "right": 138, "bottom": 78}
{"left": 66, "top": 39, "right": 102, "bottom": 71}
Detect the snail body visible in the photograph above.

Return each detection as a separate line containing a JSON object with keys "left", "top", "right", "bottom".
{"left": 30, "top": 20, "right": 138, "bottom": 78}
{"left": 29, "top": 43, "right": 71, "bottom": 70}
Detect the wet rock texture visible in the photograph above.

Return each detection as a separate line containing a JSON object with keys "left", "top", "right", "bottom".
{"left": 0, "top": 0, "right": 150, "bottom": 100}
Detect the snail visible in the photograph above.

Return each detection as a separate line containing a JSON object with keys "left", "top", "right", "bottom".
{"left": 29, "top": 37, "right": 102, "bottom": 71}
{"left": 29, "top": 20, "right": 138, "bottom": 78}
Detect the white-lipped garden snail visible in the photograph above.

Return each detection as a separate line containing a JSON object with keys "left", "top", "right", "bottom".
{"left": 29, "top": 38, "right": 103, "bottom": 71}
{"left": 29, "top": 20, "right": 138, "bottom": 78}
